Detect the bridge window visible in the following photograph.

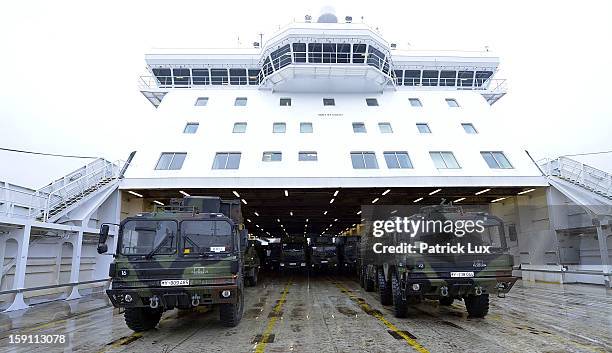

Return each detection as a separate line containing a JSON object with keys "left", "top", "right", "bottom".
{"left": 337, "top": 43, "right": 351, "bottom": 63}
{"left": 192, "top": 69, "right": 209, "bottom": 85}
{"left": 280, "top": 98, "right": 292, "bottom": 106}
{"left": 352, "top": 122, "right": 367, "bottom": 133}
{"left": 440, "top": 70, "right": 457, "bottom": 86}
{"left": 300, "top": 122, "right": 313, "bottom": 133}
{"left": 183, "top": 122, "right": 199, "bottom": 134}
{"left": 292, "top": 43, "right": 306, "bottom": 63}
{"left": 156, "top": 152, "right": 187, "bottom": 170}
{"left": 323, "top": 98, "right": 335, "bottom": 106}
{"left": 416, "top": 123, "right": 431, "bottom": 133}
{"left": 273, "top": 122, "right": 286, "bottom": 133}
{"left": 262, "top": 151, "right": 282, "bottom": 162}
{"left": 308, "top": 43, "right": 323, "bottom": 63}
{"left": 262, "top": 57, "right": 274, "bottom": 76}
{"left": 213, "top": 152, "right": 241, "bottom": 169}
{"left": 367, "top": 46, "right": 385, "bottom": 70}
{"left": 271, "top": 44, "right": 291, "bottom": 70}
{"left": 235, "top": 97, "right": 247, "bottom": 106}
{"left": 393, "top": 70, "right": 403, "bottom": 85}
{"left": 409, "top": 98, "right": 422, "bottom": 107}
{"left": 353, "top": 44, "right": 366, "bottom": 63}
{"left": 194, "top": 97, "right": 208, "bottom": 106}
{"left": 404, "top": 70, "right": 420, "bottom": 86}
{"left": 475, "top": 71, "right": 493, "bottom": 87}
{"left": 233, "top": 122, "right": 247, "bottom": 133}
{"left": 366, "top": 98, "right": 379, "bottom": 106}
{"left": 172, "top": 68, "right": 190, "bottom": 86}
{"left": 422, "top": 70, "right": 438, "bottom": 86}
{"left": 430, "top": 151, "right": 460, "bottom": 169}
{"left": 446, "top": 98, "right": 460, "bottom": 107}
{"left": 211, "top": 69, "right": 229, "bottom": 85}
{"left": 299, "top": 151, "right": 318, "bottom": 161}
{"left": 351, "top": 152, "right": 378, "bottom": 169}
{"left": 458, "top": 71, "right": 474, "bottom": 87}
{"left": 152, "top": 68, "right": 172, "bottom": 86}
{"left": 378, "top": 123, "right": 393, "bottom": 133}
{"left": 461, "top": 123, "right": 477, "bottom": 134}
{"left": 248, "top": 69, "right": 260, "bottom": 85}
{"left": 384, "top": 152, "right": 413, "bottom": 169}
{"left": 481, "top": 151, "right": 513, "bottom": 169}
{"left": 229, "top": 68, "right": 247, "bottom": 85}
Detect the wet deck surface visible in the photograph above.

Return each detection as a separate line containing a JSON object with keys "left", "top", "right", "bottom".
{"left": 0, "top": 275, "right": 610, "bottom": 353}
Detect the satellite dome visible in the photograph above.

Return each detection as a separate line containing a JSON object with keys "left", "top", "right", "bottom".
{"left": 317, "top": 6, "right": 338, "bottom": 23}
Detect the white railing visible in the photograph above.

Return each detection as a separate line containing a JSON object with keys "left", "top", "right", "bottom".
{"left": 540, "top": 156, "right": 612, "bottom": 198}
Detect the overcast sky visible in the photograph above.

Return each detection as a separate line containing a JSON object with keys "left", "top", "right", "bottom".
{"left": 1, "top": 0, "right": 611, "bottom": 188}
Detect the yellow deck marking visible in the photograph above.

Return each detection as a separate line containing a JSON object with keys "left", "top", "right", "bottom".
{"left": 254, "top": 280, "right": 292, "bottom": 353}
{"left": 332, "top": 280, "right": 430, "bottom": 353}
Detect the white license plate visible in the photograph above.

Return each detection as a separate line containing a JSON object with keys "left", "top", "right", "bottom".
{"left": 289, "top": 263, "right": 297, "bottom": 266}
{"left": 210, "top": 246, "right": 226, "bottom": 252}
{"left": 450, "top": 272, "right": 474, "bottom": 278}
{"left": 321, "top": 260, "right": 329, "bottom": 264}
{"left": 161, "top": 279, "right": 189, "bottom": 286}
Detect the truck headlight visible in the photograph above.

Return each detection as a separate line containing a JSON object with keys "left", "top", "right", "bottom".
{"left": 124, "top": 294, "right": 133, "bottom": 303}
{"left": 412, "top": 284, "right": 420, "bottom": 291}
{"left": 221, "top": 290, "right": 231, "bottom": 298}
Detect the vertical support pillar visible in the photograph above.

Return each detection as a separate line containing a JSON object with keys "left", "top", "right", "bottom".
{"left": 594, "top": 218, "right": 611, "bottom": 288}
{"left": 4, "top": 224, "right": 31, "bottom": 312}
{"left": 66, "top": 230, "right": 83, "bottom": 300}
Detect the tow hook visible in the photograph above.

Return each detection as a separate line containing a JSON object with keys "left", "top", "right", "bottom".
{"left": 474, "top": 287, "right": 483, "bottom": 296}
{"left": 149, "top": 296, "right": 159, "bottom": 309}
{"left": 191, "top": 294, "right": 201, "bottom": 307}
{"left": 440, "top": 286, "right": 449, "bottom": 297}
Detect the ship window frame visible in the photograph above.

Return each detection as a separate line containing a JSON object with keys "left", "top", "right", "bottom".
{"left": 352, "top": 122, "right": 367, "bottom": 133}
{"left": 280, "top": 98, "right": 292, "bottom": 106}
{"left": 298, "top": 151, "right": 318, "bottom": 161}
{"left": 234, "top": 97, "right": 248, "bottom": 106}
{"left": 430, "top": 151, "right": 461, "bottom": 169}
{"left": 155, "top": 152, "right": 187, "bottom": 170}
{"left": 416, "top": 123, "right": 431, "bottom": 134}
{"left": 273, "top": 122, "right": 286, "bottom": 133}
{"left": 378, "top": 122, "right": 393, "bottom": 133}
{"left": 323, "top": 98, "right": 335, "bottom": 106}
{"left": 210, "top": 68, "right": 229, "bottom": 85}
{"left": 481, "top": 151, "right": 513, "bottom": 169}
{"left": 366, "top": 98, "right": 379, "bottom": 106}
{"left": 194, "top": 97, "right": 209, "bottom": 106}
{"left": 384, "top": 151, "right": 413, "bottom": 169}
{"left": 212, "top": 152, "right": 241, "bottom": 170}
{"left": 461, "top": 123, "right": 478, "bottom": 134}
{"left": 351, "top": 151, "right": 379, "bottom": 169}
{"left": 232, "top": 122, "right": 247, "bottom": 133}
{"left": 300, "top": 122, "right": 313, "bottom": 133}
{"left": 262, "top": 151, "right": 282, "bottom": 162}
{"left": 409, "top": 98, "right": 422, "bottom": 107}
{"left": 183, "top": 122, "right": 199, "bottom": 134}
{"left": 446, "top": 98, "right": 460, "bottom": 107}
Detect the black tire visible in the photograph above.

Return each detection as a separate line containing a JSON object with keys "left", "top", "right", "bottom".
{"left": 364, "top": 269, "right": 375, "bottom": 292}
{"left": 219, "top": 290, "right": 244, "bottom": 327}
{"left": 391, "top": 272, "right": 407, "bottom": 318}
{"left": 251, "top": 269, "right": 258, "bottom": 286}
{"left": 464, "top": 294, "right": 489, "bottom": 318}
{"left": 378, "top": 270, "right": 392, "bottom": 305}
{"left": 124, "top": 307, "right": 162, "bottom": 332}
{"left": 439, "top": 297, "right": 454, "bottom": 306}
{"left": 359, "top": 267, "right": 366, "bottom": 288}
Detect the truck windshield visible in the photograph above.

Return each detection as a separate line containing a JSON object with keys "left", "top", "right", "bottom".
{"left": 181, "top": 220, "right": 233, "bottom": 254}
{"left": 120, "top": 220, "right": 177, "bottom": 256}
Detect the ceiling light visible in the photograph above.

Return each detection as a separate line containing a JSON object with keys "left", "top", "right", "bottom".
{"left": 277, "top": 218, "right": 281, "bottom": 222}
{"left": 247, "top": 219, "right": 252, "bottom": 223}
{"left": 290, "top": 211, "right": 293, "bottom": 216}
{"left": 334, "top": 218, "right": 338, "bottom": 222}
{"left": 128, "top": 191, "right": 143, "bottom": 198}
{"left": 429, "top": 188, "right": 441, "bottom": 195}
{"left": 153, "top": 200, "right": 164, "bottom": 206}
{"left": 382, "top": 189, "right": 391, "bottom": 196}
{"left": 371, "top": 198, "right": 379, "bottom": 204}
{"left": 413, "top": 197, "right": 423, "bottom": 203}
{"left": 256, "top": 224, "right": 260, "bottom": 228}
{"left": 491, "top": 197, "right": 507, "bottom": 203}
{"left": 254, "top": 212, "right": 259, "bottom": 216}
{"left": 323, "top": 211, "right": 328, "bottom": 215}
{"left": 518, "top": 188, "right": 536, "bottom": 195}
{"left": 454, "top": 197, "right": 466, "bottom": 203}
{"left": 232, "top": 190, "right": 240, "bottom": 198}
{"left": 390, "top": 210, "right": 397, "bottom": 214}
{"left": 284, "top": 190, "right": 289, "bottom": 197}
{"left": 333, "top": 190, "right": 339, "bottom": 197}
{"left": 329, "top": 224, "right": 333, "bottom": 227}
{"left": 330, "top": 198, "right": 335, "bottom": 204}
{"left": 179, "top": 190, "right": 190, "bottom": 197}
{"left": 356, "top": 210, "right": 362, "bottom": 215}
{"left": 305, "top": 218, "right": 309, "bottom": 222}
{"left": 475, "top": 188, "right": 491, "bottom": 195}
{"left": 241, "top": 199, "right": 247, "bottom": 205}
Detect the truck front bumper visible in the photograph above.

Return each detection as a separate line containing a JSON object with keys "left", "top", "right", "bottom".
{"left": 402, "top": 276, "right": 518, "bottom": 297}
{"left": 107, "top": 284, "right": 239, "bottom": 308}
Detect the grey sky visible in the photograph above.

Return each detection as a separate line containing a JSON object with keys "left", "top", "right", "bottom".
{"left": 1, "top": 0, "right": 611, "bottom": 188}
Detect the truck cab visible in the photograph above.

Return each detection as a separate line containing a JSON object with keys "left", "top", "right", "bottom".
{"left": 309, "top": 236, "right": 339, "bottom": 271}
{"left": 279, "top": 236, "right": 307, "bottom": 270}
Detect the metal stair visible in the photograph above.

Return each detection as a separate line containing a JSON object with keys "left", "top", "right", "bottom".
{"left": 540, "top": 156, "right": 612, "bottom": 200}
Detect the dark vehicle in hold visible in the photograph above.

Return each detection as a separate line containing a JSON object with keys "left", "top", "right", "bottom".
{"left": 279, "top": 236, "right": 307, "bottom": 270}
{"left": 337, "top": 235, "right": 360, "bottom": 273}
{"left": 97, "top": 196, "right": 248, "bottom": 331}
{"left": 309, "top": 235, "right": 339, "bottom": 271}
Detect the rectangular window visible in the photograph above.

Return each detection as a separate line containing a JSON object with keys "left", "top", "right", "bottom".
{"left": 262, "top": 151, "right": 282, "bottom": 162}
{"left": 352, "top": 122, "right": 367, "bottom": 133}
{"left": 280, "top": 98, "right": 292, "bottom": 106}
{"left": 462, "top": 123, "right": 478, "bottom": 134}
{"left": 378, "top": 122, "right": 393, "bottom": 133}
{"left": 430, "top": 151, "right": 460, "bottom": 169}
{"left": 273, "top": 122, "right": 286, "bottom": 133}
{"left": 446, "top": 98, "right": 460, "bottom": 107}
{"left": 183, "top": 122, "right": 199, "bottom": 134}
{"left": 299, "top": 151, "right": 318, "bottom": 161}
{"left": 155, "top": 152, "right": 187, "bottom": 170}
{"left": 481, "top": 151, "right": 513, "bottom": 169}
{"left": 323, "top": 98, "right": 335, "bottom": 106}
{"left": 233, "top": 122, "right": 247, "bottom": 133}
{"left": 210, "top": 69, "right": 229, "bottom": 85}
{"left": 195, "top": 97, "right": 208, "bottom": 106}
{"left": 366, "top": 98, "right": 379, "bottom": 106}
{"left": 416, "top": 123, "right": 431, "bottom": 133}
{"left": 229, "top": 68, "right": 247, "bottom": 85}
{"left": 384, "top": 152, "right": 413, "bottom": 169}
{"left": 409, "top": 98, "right": 422, "bottom": 107}
{"left": 351, "top": 152, "right": 379, "bottom": 169}
{"left": 212, "top": 152, "right": 241, "bottom": 169}
{"left": 192, "top": 69, "right": 209, "bottom": 85}
{"left": 300, "top": 122, "right": 313, "bottom": 133}
{"left": 235, "top": 97, "right": 247, "bottom": 106}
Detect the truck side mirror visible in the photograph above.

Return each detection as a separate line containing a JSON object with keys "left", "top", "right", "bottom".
{"left": 97, "top": 225, "right": 110, "bottom": 254}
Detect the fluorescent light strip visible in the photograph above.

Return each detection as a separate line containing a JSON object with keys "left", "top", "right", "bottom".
{"left": 356, "top": 210, "right": 362, "bottom": 215}
{"left": 284, "top": 190, "right": 289, "bottom": 197}
{"left": 475, "top": 188, "right": 491, "bottom": 195}
{"left": 254, "top": 212, "right": 259, "bottom": 216}
{"left": 382, "top": 189, "right": 391, "bottom": 196}
{"left": 518, "top": 188, "right": 536, "bottom": 195}
{"left": 330, "top": 198, "right": 335, "bottom": 204}
{"left": 491, "top": 197, "right": 507, "bottom": 203}
{"left": 371, "top": 198, "right": 379, "bottom": 204}
{"left": 429, "top": 188, "right": 442, "bottom": 195}
{"left": 179, "top": 190, "right": 190, "bottom": 197}
{"left": 290, "top": 211, "right": 293, "bottom": 216}
{"left": 153, "top": 200, "right": 164, "bottom": 206}
{"left": 413, "top": 197, "right": 423, "bottom": 203}
{"left": 333, "top": 190, "right": 339, "bottom": 197}
{"left": 128, "top": 191, "right": 143, "bottom": 198}
{"left": 323, "top": 211, "right": 328, "bottom": 215}
{"left": 241, "top": 199, "right": 247, "bottom": 205}
{"left": 232, "top": 190, "right": 240, "bottom": 198}
{"left": 454, "top": 197, "right": 466, "bottom": 203}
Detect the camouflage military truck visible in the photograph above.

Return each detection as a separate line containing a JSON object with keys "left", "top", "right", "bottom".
{"left": 359, "top": 235, "right": 390, "bottom": 304}
{"left": 309, "top": 235, "right": 339, "bottom": 272}
{"left": 337, "top": 235, "right": 360, "bottom": 273}
{"left": 265, "top": 242, "right": 282, "bottom": 270}
{"left": 96, "top": 196, "right": 248, "bottom": 331}
{"left": 243, "top": 239, "right": 261, "bottom": 286}
{"left": 279, "top": 236, "right": 307, "bottom": 271}
{"left": 372, "top": 205, "right": 517, "bottom": 318}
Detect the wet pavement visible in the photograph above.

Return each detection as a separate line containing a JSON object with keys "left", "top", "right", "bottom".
{"left": 0, "top": 274, "right": 610, "bottom": 353}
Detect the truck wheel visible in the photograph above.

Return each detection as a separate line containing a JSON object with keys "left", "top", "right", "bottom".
{"left": 364, "top": 271, "right": 375, "bottom": 292}
{"left": 219, "top": 290, "right": 244, "bottom": 327}
{"left": 464, "top": 294, "right": 489, "bottom": 318}
{"left": 359, "top": 267, "right": 366, "bottom": 288}
{"left": 439, "top": 297, "right": 454, "bottom": 306}
{"left": 378, "top": 271, "right": 392, "bottom": 305}
{"left": 391, "top": 272, "right": 407, "bottom": 318}
{"left": 124, "top": 307, "right": 162, "bottom": 332}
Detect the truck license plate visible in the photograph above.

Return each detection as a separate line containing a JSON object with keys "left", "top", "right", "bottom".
{"left": 450, "top": 272, "right": 474, "bottom": 278}
{"left": 321, "top": 260, "right": 328, "bottom": 264}
{"left": 289, "top": 263, "right": 296, "bottom": 266}
{"left": 161, "top": 279, "right": 189, "bottom": 286}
